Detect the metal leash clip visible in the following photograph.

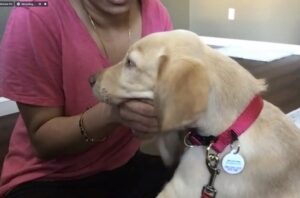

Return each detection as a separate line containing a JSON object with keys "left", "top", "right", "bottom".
{"left": 201, "top": 143, "right": 220, "bottom": 198}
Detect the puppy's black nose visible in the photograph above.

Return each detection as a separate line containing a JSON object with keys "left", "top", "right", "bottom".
{"left": 89, "top": 75, "right": 96, "bottom": 87}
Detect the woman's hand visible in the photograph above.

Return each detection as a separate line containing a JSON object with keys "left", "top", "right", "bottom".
{"left": 117, "top": 100, "right": 160, "bottom": 140}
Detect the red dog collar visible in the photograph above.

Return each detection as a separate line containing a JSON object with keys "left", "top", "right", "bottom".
{"left": 186, "top": 95, "right": 263, "bottom": 153}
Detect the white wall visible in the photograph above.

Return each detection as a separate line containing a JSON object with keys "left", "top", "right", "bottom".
{"left": 0, "top": 6, "right": 12, "bottom": 40}
{"left": 161, "top": 0, "right": 190, "bottom": 29}
{"left": 0, "top": 6, "right": 17, "bottom": 116}
{"left": 190, "top": 0, "right": 300, "bottom": 45}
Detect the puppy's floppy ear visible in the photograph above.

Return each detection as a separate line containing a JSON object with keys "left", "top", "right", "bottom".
{"left": 155, "top": 57, "right": 210, "bottom": 132}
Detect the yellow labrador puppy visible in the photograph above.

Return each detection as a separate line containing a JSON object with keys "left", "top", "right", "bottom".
{"left": 91, "top": 30, "right": 300, "bottom": 198}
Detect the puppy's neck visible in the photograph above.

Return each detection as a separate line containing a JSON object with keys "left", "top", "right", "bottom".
{"left": 194, "top": 89, "right": 260, "bottom": 137}
{"left": 193, "top": 54, "right": 266, "bottom": 137}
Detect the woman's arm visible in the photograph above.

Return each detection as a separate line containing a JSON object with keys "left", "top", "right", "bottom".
{"left": 18, "top": 100, "right": 159, "bottom": 159}
{"left": 18, "top": 102, "right": 118, "bottom": 159}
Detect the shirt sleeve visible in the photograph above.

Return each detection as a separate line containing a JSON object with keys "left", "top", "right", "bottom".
{"left": 0, "top": 7, "right": 63, "bottom": 107}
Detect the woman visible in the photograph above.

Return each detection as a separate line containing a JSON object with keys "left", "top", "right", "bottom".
{"left": 0, "top": 0, "right": 173, "bottom": 197}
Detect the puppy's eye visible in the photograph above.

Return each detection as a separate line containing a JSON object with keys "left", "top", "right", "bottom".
{"left": 126, "top": 58, "right": 135, "bottom": 68}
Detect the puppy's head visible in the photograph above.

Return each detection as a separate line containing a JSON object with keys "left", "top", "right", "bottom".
{"left": 91, "top": 30, "right": 210, "bottom": 132}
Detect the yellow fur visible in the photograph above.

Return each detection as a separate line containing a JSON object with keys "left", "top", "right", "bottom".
{"left": 92, "top": 30, "right": 300, "bottom": 198}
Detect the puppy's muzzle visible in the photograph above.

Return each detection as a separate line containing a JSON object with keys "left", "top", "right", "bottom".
{"left": 89, "top": 73, "right": 111, "bottom": 104}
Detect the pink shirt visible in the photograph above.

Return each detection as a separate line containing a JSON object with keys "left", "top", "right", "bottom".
{"left": 0, "top": 0, "right": 173, "bottom": 196}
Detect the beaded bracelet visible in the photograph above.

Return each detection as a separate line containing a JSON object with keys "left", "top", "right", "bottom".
{"left": 79, "top": 110, "right": 107, "bottom": 143}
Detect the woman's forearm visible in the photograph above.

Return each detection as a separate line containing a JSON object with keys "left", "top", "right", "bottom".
{"left": 20, "top": 103, "right": 120, "bottom": 159}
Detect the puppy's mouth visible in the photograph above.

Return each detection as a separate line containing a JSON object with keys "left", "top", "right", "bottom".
{"left": 97, "top": 87, "right": 128, "bottom": 105}
{"left": 97, "top": 87, "right": 155, "bottom": 106}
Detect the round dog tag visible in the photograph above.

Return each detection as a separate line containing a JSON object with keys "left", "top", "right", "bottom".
{"left": 222, "top": 150, "right": 245, "bottom": 174}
